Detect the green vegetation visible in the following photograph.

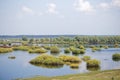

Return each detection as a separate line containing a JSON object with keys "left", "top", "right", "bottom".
{"left": 50, "top": 46, "right": 60, "bottom": 53}
{"left": 70, "top": 64, "right": 79, "bottom": 68}
{"left": 8, "top": 56, "right": 16, "bottom": 59}
{"left": 59, "top": 55, "right": 81, "bottom": 63}
{"left": 17, "top": 69, "right": 120, "bottom": 80}
{"left": 87, "top": 59, "right": 100, "bottom": 67}
{"left": 91, "top": 46, "right": 101, "bottom": 52}
{"left": 12, "top": 46, "right": 29, "bottom": 51}
{"left": 64, "top": 48, "right": 70, "bottom": 53}
{"left": 30, "top": 54, "right": 64, "bottom": 66}
{"left": 28, "top": 48, "right": 47, "bottom": 53}
{"left": 82, "top": 56, "right": 91, "bottom": 61}
{"left": 0, "top": 48, "right": 13, "bottom": 53}
{"left": 72, "top": 49, "right": 85, "bottom": 54}
{"left": 22, "top": 36, "right": 28, "bottom": 41}
{"left": 112, "top": 53, "right": 120, "bottom": 61}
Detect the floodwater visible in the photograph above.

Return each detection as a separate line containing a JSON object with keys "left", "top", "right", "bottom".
{"left": 0, "top": 48, "right": 120, "bottom": 80}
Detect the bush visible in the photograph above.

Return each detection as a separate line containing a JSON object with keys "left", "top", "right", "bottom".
{"left": 82, "top": 56, "right": 91, "bottom": 61}
{"left": 64, "top": 48, "right": 70, "bottom": 53}
{"left": 50, "top": 46, "right": 60, "bottom": 53}
{"left": 112, "top": 53, "right": 120, "bottom": 61}
{"left": 30, "top": 54, "right": 64, "bottom": 66}
{"left": 87, "top": 59, "right": 100, "bottom": 67}
{"left": 59, "top": 55, "right": 81, "bottom": 63}
{"left": 0, "top": 48, "right": 13, "bottom": 53}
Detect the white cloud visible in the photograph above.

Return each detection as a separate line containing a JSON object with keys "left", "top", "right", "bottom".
{"left": 22, "top": 6, "right": 34, "bottom": 15}
{"left": 47, "top": 3, "right": 58, "bottom": 14}
{"left": 112, "top": 0, "right": 120, "bottom": 7}
{"left": 74, "top": 0, "right": 94, "bottom": 13}
{"left": 99, "top": 3, "right": 110, "bottom": 9}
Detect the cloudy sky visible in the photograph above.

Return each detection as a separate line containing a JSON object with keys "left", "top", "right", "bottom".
{"left": 0, "top": 0, "right": 120, "bottom": 35}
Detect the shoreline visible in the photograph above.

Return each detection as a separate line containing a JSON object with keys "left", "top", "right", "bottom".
{"left": 16, "top": 69, "right": 120, "bottom": 80}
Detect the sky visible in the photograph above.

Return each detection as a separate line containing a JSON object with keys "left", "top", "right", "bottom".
{"left": 0, "top": 0, "right": 120, "bottom": 35}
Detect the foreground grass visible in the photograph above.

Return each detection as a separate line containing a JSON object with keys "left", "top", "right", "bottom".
{"left": 16, "top": 69, "right": 120, "bottom": 80}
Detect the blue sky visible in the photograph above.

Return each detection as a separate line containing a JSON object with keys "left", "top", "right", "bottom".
{"left": 0, "top": 0, "right": 120, "bottom": 35}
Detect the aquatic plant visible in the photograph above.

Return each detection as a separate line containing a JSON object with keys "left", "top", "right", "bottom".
{"left": 87, "top": 59, "right": 100, "bottom": 67}
{"left": 8, "top": 56, "right": 16, "bottom": 59}
{"left": 12, "top": 46, "right": 29, "bottom": 51}
{"left": 30, "top": 54, "right": 64, "bottom": 66}
{"left": 64, "top": 48, "right": 70, "bottom": 53}
{"left": 82, "top": 56, "right": 91, "bottom": 61}
{"left": 72, "top": 49, "right": 85, "bottom": 54}
{"left": 59, "top": 55, "right": 81, "bottom": 63}
{"left": 50, "top": 46, "right": 60, "bottom": 53}
{"left": 112, "top": 53, "right": 120, "bottom": 61}
{"left": 28, "top": 48, "right": 47, "bottom": 53}
{"left": 0, "top": 48, "right": 13, "bottom": 53}
{"left": 70, "top": 64, "right": 79, "bottom": 68}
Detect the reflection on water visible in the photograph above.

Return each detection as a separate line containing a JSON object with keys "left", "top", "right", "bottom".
{"left": 112, "top": 58, "right": 120, "bottom": 62}
{"left": 31, "top": 64, "right": 64, "bottom": 69}
{"left": 87, "top": 66, "right": 100, "bottom": 71}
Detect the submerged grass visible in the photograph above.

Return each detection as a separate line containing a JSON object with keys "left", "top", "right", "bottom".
{"left": 16, "top": 69, "right": 120, "bottom": 80}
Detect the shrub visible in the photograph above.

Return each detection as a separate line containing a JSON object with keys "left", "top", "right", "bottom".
{"left": 30, "top": 54, "right": 64, "bottom": 66}
{"left": 70, "top": 64, "right": 79, "bottom": 68}
{"left": 50, "top": 46, "right": 60, "bottom": 53}
{"left": 64, "top": 48, "right": 70, "bottom": 53}
{"left": 87, "top": 59, "right": 100, "bottom": 67}
{"left": 59, "top": 55, "right": 81, "bottom": 63}
{"left": 112, "top": 53, "right": 120, "bottom": 61}
{"left": 0, "top": 48, "right": 13, "bottom": 53}
{"left": 82, "top": 56, "right": 91, "bottom": 61}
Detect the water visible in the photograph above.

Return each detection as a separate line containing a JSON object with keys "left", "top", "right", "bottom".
{"left": 0, "top": 48, "right": 120, "bottom": 80}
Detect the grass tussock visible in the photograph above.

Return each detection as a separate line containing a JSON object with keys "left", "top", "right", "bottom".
{"left": 50, "top": 46, "right": 60, "bottom": 53}
{"left": 87, "top": 59, "right": 100, "bottom": 67}
{"left": 59, "top": 55, "right": 81, "bottom": 63}
{"left": 28, "top": 48, "right": 47, "bottom": 53}
{"left": 112, "top": 53, "right": 120, "bottom": 61}
{"left": 82, "top": 56, "right": 91, "bottom": 61}
{"left": 0, "top": 48, "right": 13, "bottom": 53}
{"left": 30, "top": 54, "right": 64, "bottom": 66}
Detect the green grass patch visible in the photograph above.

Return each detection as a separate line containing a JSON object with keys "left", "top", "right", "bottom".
{"left": 0, "top": 48, "right": 13, "bottom": 53}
